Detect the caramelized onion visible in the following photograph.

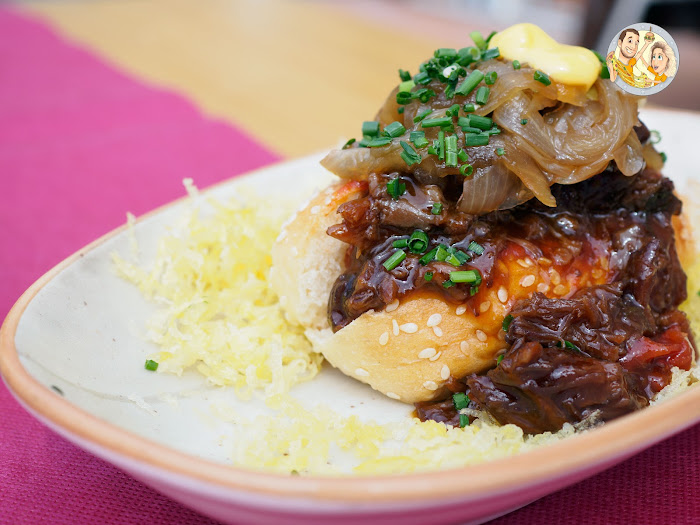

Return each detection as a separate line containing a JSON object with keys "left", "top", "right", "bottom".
{"left": 458, "top": 163, "right": 532, "bottom": 214}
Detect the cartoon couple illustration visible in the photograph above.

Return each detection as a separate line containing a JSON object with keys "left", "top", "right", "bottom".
{"left": 607, "top": 27, "right": 676, "bottom": 89}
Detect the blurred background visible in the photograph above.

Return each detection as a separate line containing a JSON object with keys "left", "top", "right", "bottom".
{"left": 9, "top": 0, "right": 700, "bottom": 157}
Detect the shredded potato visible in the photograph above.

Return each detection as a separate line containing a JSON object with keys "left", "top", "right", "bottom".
{"left": 113, "top": 181, "right": 323, "bottom": 399}
{"left": 114, "top": 180, "right": 699, "bottom": 475}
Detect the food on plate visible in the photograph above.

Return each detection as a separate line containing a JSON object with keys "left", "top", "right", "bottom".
{"left": 271, "top": 24, "right": 696, "bottom": 434}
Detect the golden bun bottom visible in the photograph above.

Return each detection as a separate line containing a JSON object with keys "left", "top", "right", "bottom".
{"left": 271, "top": 181, "right": 696, "bottom": 404}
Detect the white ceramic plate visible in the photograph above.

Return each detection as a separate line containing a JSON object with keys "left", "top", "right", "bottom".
{"left": 2, "top": 108, "right": 700, "bottom": 525}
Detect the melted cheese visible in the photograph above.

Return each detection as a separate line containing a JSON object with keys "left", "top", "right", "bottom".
{"left": 491, "top": 23, "right": 600, "bottom": 89}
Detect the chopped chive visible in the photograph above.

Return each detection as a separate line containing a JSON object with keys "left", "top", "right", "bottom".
{"left": 487, "top": 126, "right": 501, "bottom": 135}
{"left": 438, "top": 130, "right": 445, "bottom": 161}
{"left": 461, "top": 126, "right": 483, "bottom": 134}
{"left": 398, "top": 80, "right": 415, "bottom": 93}
{"left": 383, "top": 121, "right": 406, "bottom": 138}
{"left": 600, "top": 64, "right": 610, "bottom": 79}
{"left": 497, "top": 354, "right": 504, "bottom": 365}
{"left": 485, "top": 31, "right": 497, "bottom": 45}
{"left": 453, "top": 392, "right": 470, "bottom": 410}
{"left": 446, "top": 151, "right": 458, "bottom": 167}
{"left": 414, "top": 88, "right": 437, "bottom": 103}
{"left": 467, "top": 241, "right": 484, "bottom": 255}
{"left": 428, "top": 143, "right": 438, "bottom": 156}
{"left": 410, "top": 130, "right": 429, "bottom": 148}
{"left": 431, "top": 202, "right": 443, "bottom": 215}
{"left": 408, "top": 229, "right": 429, "bottom": 254}
{"left": 145, "top": 359, "right": 159, "bottom": 371}
{"left": 342, "top": 138, "right": 356, "bottom": 149}
{"left": 475, "top": 86, "right": 490, "bottom": 105}
{"left": 512, "top": 60, "right": 521, "bottom": 70}
{"left": 413, "top": 109, "right": 432, "bottom": 123}
{"left": 392, "top": 239, "right": 408, "bottom": 248}
{"left": 387, "top": 177, "right": 406, "bottom": 200}
{"left": 383, "top": 249, "right": 407, "bottom": 271}
{"left": 521, "top": 118, "right": 528, "bottom": 125}
{"left": 481, "top": 48, "right": 500, "bottom": 60}
{"left": 396, "top": 91, "right": 412, "bottom": 105}
{"left": 534, "top": 70, "right": 551, "bottom": 86}
{"left": 650, "top": 130, "right": 661, "bottom": 144}
{"left": 484, "top": 71, "right": 498, "bottom": 85}
{"left": 421, "top": 117, "right": 452, "bottom": 128}
{"left": 445, "top": 134, "right": 458, "bottom": 152}
{"left": 414, "top": 71, "right": 431, "bottom": 85}
{"left": 564, "top": 340, "right": 582, "bottom": 352}
{"left": 362, "top": 121, "right": 380, "bottom": 137}
{"left": 435, "top": 245, "right": 449, "bottom": 262}
{"left": 450, "top": 270, "right": 481, "bottom": 284}
{"left": 419, "top": 247, "right": 438, "bottom": 265}
{"left": 445, "top": 253, "right": 461, "bottom": 266}
{"left": 398, "top": 107, "right": 405, "bottom": 114}
{"left": 424, "top": 272, "right": 434, "bottom": 282}
{"left": 470, "top": 31, "right": 487, "bottom": 51}
{"left": 459, "top": 414, "right": 470, "bottom": 428}
{"left": 399, "top": 140, "right": 422, "bottom": 166}
{"left": 660, "top": 152, "right": 667, "bottom": 163}
{"left": 365, "top": 137, "right": 392, "bottom": 147}
{"left": 460, "top": 164, "right": 474, "bottom": 177}
{"left": 446, "top": 103, "right": 461, "bottom": 117}
{"left": 435, "top": 47, "right": 458, "bottom": 59}
{"left": 457, "top": 149, "right": 468, "bottom": 162}
{"left": 496, "top": 147, "right": 505, "bottom": 156}
{"left": 443, "top": 280, "right": 455, "bottom": 289}
{"left": 456, "top": 46, "right": 479, "bottom": 66}
{"left": 463, "top": 103, "right": 476, "bottom": 113}
{"left": 399, "top": 69, "right": 411, "bottom": 81}
{"left": 467, "top": 114, "right": 493, "bottom": 130}
{"left": 465, "top": 133, "right": 489, "bottom": 147}
{"left": 470, "top": 285, "right": 479, "bottom": 296}
{"left": 502, "top": 314, "right": 514, "bottom": 331}
{"left": 455, "top": 70, "right": 484, "bottom": 97}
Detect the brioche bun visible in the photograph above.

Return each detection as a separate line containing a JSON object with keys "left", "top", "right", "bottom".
{"left": 271, "top": 181, "right": 695, "bottom": 404}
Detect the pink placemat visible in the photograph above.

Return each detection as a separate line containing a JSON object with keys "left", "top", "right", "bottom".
{"left": 0, "top": 8, "right": 698, "bottom": 525}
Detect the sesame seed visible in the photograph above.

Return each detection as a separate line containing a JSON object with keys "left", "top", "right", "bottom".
{"left": 423, "top": 380, "right": 438, "bottom": 391}
{"left": 400, "top": 323, "right": 418, "bottom": 333}
{"left": 537, "top": 283, "right": 549, "bottom": 293}
{"left": 429, "top": 351, "right": 442, "bottom": 361}
{"left": 355, "top": 368, "right": 369, "bottom": 377}
{"left": 392, "top": 319, "right": 400, "bottom": 336}
{"left": 538, "top": 257, "right": 552, "bottom": 266}
{"left": 379, "top": 332, "right": 389, "bottom": 346}
{"left": 516, "top": 259, "right": 529, "bottom": 268}
{"left": 497, "top": 287, "right": 508, "bottom": 303}
{"left": 385, "top": 299, "right": 400, "bottom": 313}
{"left": 440, "top": 364, "right": 451, "bottom": 380}
{"left": 456, "top": 305, "right": 467, "bottom": 315}
{"left": 554, "top": 284, "right": 567, "bottom": 295}
{"left": 386, "top": 392, "right": 401, "bottom": 400}
{"left": 520, "top": 275, "right": 536, "bottom": 287}
{"left": 550, "top": 269, "right": 561, "bottom": 285}
{"left": 479, "top": 300, "right": 491, "bottom": 313}
{"left": 427, "top": 313, "right": 442, "bottom": 327}
{"left": 310, "top": 205, "right": 321, "bottom": 215}
{"left": 418, "top": 347, "right": 437, "bottom": 359}
{"left": 476, "top": 330, "right": 488, "bottom": 342}
{"left": 460, "top": 340, "right": 469, "bottom": 352}
{"left": 433, "top": 326, "right": 443, "bottom": 337}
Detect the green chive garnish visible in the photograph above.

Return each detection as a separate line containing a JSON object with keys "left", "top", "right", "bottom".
{"left": 502, "top": 314, "right": 514, "bottom": 331}
{"left": 470, "top": 31, "right": 487, "bottom": 51}
{"left": 467, "top": 241, "right": 484, "bottom": 255}
{"left": 431, "top": 202, "right": 443, "bottom": 215}
{"left": 512, "top": 60, "right": 521, "bottom": 70}
{"left": 521, "top": 118, "right": 528, "bottom": 125}
{"left": 419, "top": 247, "right": 438, "bottom": 265}
{"left": 497, "top": 354, "right": 504, "bottom": 365}
{"left": 421, "top": 117, "right": 452, "bottom": 128}
{"left": 398, "top": 80, "right": 415, "bottom": 93}
{"left": 413, "top": 109, "right": 432, "bottom": 123}
{"left": 457, "top": 149, "right": 468, "bottom": 163}
{"left": 383, "top": 121, "right": 406, "bottom": 138}
{"left": 660, "top": 152, "right": 667, "bottom": 163}
{"left": 362, "top": 121, "right": 380, "bottom": 137}
{"left": 365, "top": 137, "right": 392, "bottom": 147}
{"left": 459, "top": 414, "right": 469, "bottom": 428}
{"left": 484, "top": 71, "right": 498, "bottom": 85}
{"left": 145, "top": 359, "right": 159, "bottom": 371}
{"left": 438, "top": 130, "right": 445, "bottom": 161}
{"left": 443, "top": 280, "right": 455, "bottom": 289}
{"left": 463, "top": 103, "right": 475, "bottom": 113}
{"left": 396, "top": 91, "right": 412, "bottom": 105}
{"left": 475, "top": 86, "right": 490, "bottom": 105}
{"left": 410, "top": 130, "right": 429, "bottom": 148}
{"left": 408, "top": 230, "right": 429, "bottom": 254}
{"left": 435, "top": 245, "right": 449, "bottom": 262}
{"left": 342, "top": 138, "right": 356, "bottom": 149}
{"left": 496, "top": 147, "right": 505, "bottom": 156}
{"left": 399, "top": 140, "right": 422, "bottom": 166}
{"left": 392, "top": 239, "right": 408, "bottom": 248}
{"left": 450, "top": 270, "right": 481, "bottom": 284}
{"left": 453, "top": 392, "right": 470, "bottom": 410}
{"left": 435, "top": 48, "right": 458, "bottom": 59}
{"left": 398, "top": 107, "right": 405, "bottom": 114}
{"left": 466, "top": 134, "right": 489, "bottom": 147}
{"left": 564, "top": 340, "right": 582, "bottom": 352}
{"left": 466, "top": 114, "right": 493, "bottom": 130}
{"left": 481, "top": 48, "right": 500, "bottom": 60}
{"left": 399, "top": 69, "right": 411, "bottom": 81}
{"left": 534, "top": 70, "right": 551, "bottom": 85}
{"left": 455, "top": 70, "right": 484, "bottom": 97}
{"left": 383, "top": 250, "right": 406, "bottom": 271}
{"left": 424, "top": 272, "right": 434, "bottom": 282}
{"left": 387, "top": 177, "right": 406, "bottom": 200}
{"left": 460, "top": 164, "right": 474, "bottom": 177}
{"left": 446, "top": 103, "right": 461, "bottom": 117}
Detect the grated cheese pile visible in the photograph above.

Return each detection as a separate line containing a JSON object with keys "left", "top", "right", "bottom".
{"left": 114, "top": 180, "right": 699, "bottom": 475}
{"left": 113, "top": 180, "right": 323, "bottom": 399}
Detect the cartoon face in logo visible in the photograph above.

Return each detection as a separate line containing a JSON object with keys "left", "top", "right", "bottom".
{"left": 605, "top": 23, "right": 679, "bottom": 95}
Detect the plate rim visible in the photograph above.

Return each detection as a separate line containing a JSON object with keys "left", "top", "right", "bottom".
{"left": 2, "top": 109, "right": 700, "bottom": 505}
